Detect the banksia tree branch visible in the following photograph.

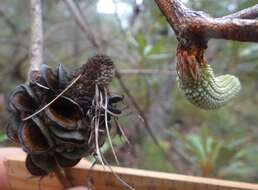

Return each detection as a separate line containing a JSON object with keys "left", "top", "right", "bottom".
{"left": 29, "top": 0, "right": 43, "bottom": 76}
{"left": 62, "top": 0, "right": 99, "bottom": 50}
{"left": 222, "top": 4, "right": 258, "bottom": 19}
{"left": 54, "top": 165, "right": 72, "bottom": 189}
{"left": 154, "top": 0, "right": 258, "bottom": 42}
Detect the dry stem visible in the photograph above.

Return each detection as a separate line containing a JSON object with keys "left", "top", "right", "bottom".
{"left": 62, "top": 0, "right": 99, "bottom": 50}
{"left": 54, "top": 166, "right": 72, "bottom": 189}
{"left": 154, "top": 0, "right": 258, "bottom": 42}
{"left": 29, "top": 0, "right": 43, "bottom": 77}
{"left": 223, "top": 4, "right": 258, "bottom": 19}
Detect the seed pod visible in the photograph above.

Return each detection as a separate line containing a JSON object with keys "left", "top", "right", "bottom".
{"left": 109, "top": 95, "right": 124, "bottom": 104}
{"left": 40, "top": 64, "right": 59, "bottom": 91}
{"left": 6, "top": 123, "right": 19, "bottom": 143}
{"left": 30, "top": 154, "right": 56, "bottom": 173}
{"left": 18, "top": 119, "right": 52, "bottom": 154}
{"left": 55, "top": 152, "right": 81, "bottom": 167}
{"left": 45, "top": 96, "right": 83, "bottom": 130}
{"left": 9, "top": 85, "right": 37, "bottom": 113}
{"left": 59, "top": 146, "right": 90, "bottom": 160}
{"left": 26, "top": 155, "right": 48, "bottom": 176}
{"left": 57, "top": 64, "right": 69, "bottom": 89}
{"left": 49, "top": 124, "right": 86, "bottom": 144}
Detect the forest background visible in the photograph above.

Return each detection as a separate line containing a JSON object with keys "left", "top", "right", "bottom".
{"left": 0, "top": 0, "right": 258, "bottom": 183}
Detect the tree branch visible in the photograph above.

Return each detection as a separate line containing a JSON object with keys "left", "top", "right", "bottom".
{"left": 223, "top": 4, "right": 258, "bottom": 19}
{"left": 62, "top": 0, "right": 99, "bottom": 50}
{"left": 155, "top": 0, "right": 258, "bottom": 42}
{"left": 29, "top": 0, "right": 43, "bottom": 76}
{"left": 119, "top": 69, "right": 176, "bottom": 75}
{"left": 187, "top": 17, "right": 258, "bottom": 42}
{"left": 54, "top": 166, "right": 72, "bottom": 189}
{"left": 0, "top": 9, "right": 17, "bottom": 34}
{"left": 154, "top": 0, "right": 191, "bottom": 37}
{"left": 115, "top": 71, "right": 161, "bottom": 148}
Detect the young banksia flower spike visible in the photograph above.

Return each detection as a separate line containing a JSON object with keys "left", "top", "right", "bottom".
{"left": 177, "top": 44, "right": 241, "bottom": 110}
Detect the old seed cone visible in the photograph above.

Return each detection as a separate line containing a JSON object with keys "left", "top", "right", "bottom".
{"left": 7, "top": 54, "right": 123, "bottom": 176}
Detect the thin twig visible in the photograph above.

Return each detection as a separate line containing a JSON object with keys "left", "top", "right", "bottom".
{"left": 54, "top": 165, "right": 72, "bottom": 189}
{"left": 29, "top": 0, "right": 43, "bottom": 77}
{"left": 119, "top": 69, "right": 176, "bottom": 75}
{"left": 93, "top": 85, "right": 105, "bottom": 166}
{"left": 62, "top": 0, "right": 99, "bottom": 50}
{"left": 0, "top": 9, "right": 17, "bottom": 34}
{"left": 115, "top": 70, "right": 162, "bottom": 148}
{"left": 102, "top": 156, "right": 135, "bottom": 190}
{"left": 222, "top": 4, "right": 258, "bottom": 19}
{"left": 103, "top": 88, "right": 120, "bottom": 165}
{"left": 114, "top": 118, "right": 130, "bottom": 145}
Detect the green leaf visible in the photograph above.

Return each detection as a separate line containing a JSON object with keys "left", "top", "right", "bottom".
{"left": 136, "top": 33, "right": 146, "bottom": 54}
{"left": 220, "top": 161, "right": 254, "bottom": 178}
{"left": 185, "top": 134, "right": 206, "bottom": 164}
{"left": 214, "top": 146, "right": 238, "bottom": 170}
{"left": 0, "top": 134, "right": 7, "bottom": 143}
{"left": 137, "top": 140, "right": 174, "bottom": 172}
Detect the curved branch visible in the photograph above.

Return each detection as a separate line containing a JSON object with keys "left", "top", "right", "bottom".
{"left": 223, "top": 4, "right": 258, "bottom": 19}
{"left": 155, "top": 0, "right": 258, "bottom": 42}
{"left": 187, "top": 17, "right": 258, "bottom": 42}
{"left": 154, "top": 0, "right": 191, "bottom": 36}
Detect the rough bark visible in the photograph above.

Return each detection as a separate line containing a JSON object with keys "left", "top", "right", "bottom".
{"left": 155, "top": 0, "right": 258, "bottom": 43}
{"left": 29, "top": 0, "right": 43, "bottom": 75}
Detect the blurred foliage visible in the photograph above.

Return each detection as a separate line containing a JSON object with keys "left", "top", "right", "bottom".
{"left": 0, "top": 0, "right": 258, "bottom": 183}
{"left": 136, "top": 140, "right": 173, "bottom": 172}
{"left": 176, "top": 128, "right": 254, "bottom": 179}
{"left": 0, "top": 133, "right": 7, "bottom": 143}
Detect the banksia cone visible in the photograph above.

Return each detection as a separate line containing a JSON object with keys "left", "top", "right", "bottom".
{"left": 7, "top": 54, "right": 123, "bottom": 176}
